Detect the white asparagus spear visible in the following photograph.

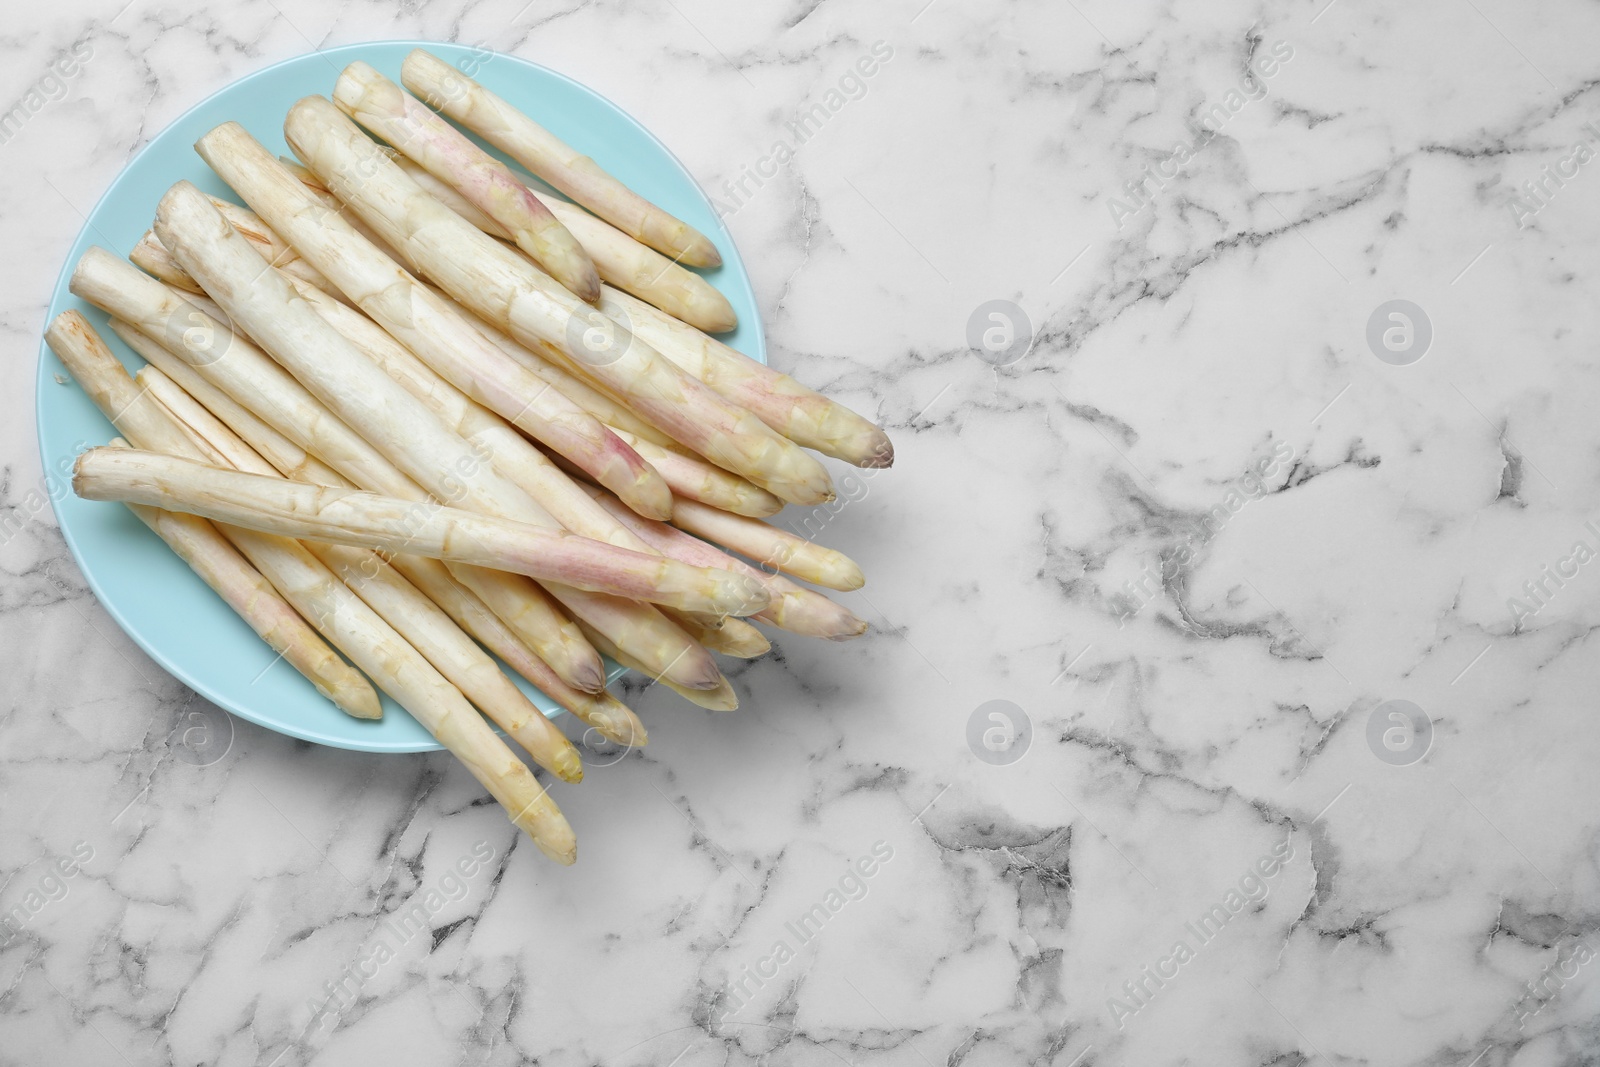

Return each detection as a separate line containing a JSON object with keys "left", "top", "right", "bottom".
{"left": 131, "top": 229, "right": 202, "bottom": 293}
{"left": 45, "top": 310, "right": 381, "bottom": 719}
{"left": 72, "top": 249, "right": 602, "bottom": 694}
{"left": 333, "top": 61, "right": 600, "bottom": 302}
{"left": 312, "top": 543, "right": 586, "bottom": 781}
{"left": 607, "top": 429, "right": 782, "bottom": 518}
{"left": 670, "top": 496, "right": 865, "bottom": 592}
{"left": 129, "top": 311, "right": 648, "bottom": 746}
{"left": 152, "top": 189, "right": 721, "bottom": 696}
{"left": 600, "top": 287, "right": 893, "bottom": 469}
{"left": 110, "top": 319, "right": 347, "bottom": 487}
{"left": 580, "top": 483, "right": 867, "bottom": 640}
{"left": 197, "top": 123, "right": 672, "bottom": 522}
{"left": 579, "top": 622, "right": 740, "bottom": 712}
{"left": 205, "top": 196, "right": 345, "bottom": 299}
{"left": 287, "top": 151, "right": 734, "bottom": 337}
{"left": 149, "top": 370, "right": 587, "bottom": 782}
{"left": 390, "top": 556, "right": 647, "bottom": 747}
{"left": 282, "top": 97, "right": 835, "bottom": 507}
{"left": 387, "top": 152, "right": 736, "bottom": 333}
{"left": 442, "top": 301, "right": 790, "bottom": 516}
{"left": 677, "top": 614, "right": 769, "bottom": 659}
{"left": 74, "top": 447, "right": 770, "bottom": 618}
{"left": 460, "top": 303, "right": 678, "bottom": 447}
{"left": 55, "top": 347, "right": 581, "bottom": 860}
{"left": 402, "top": 48, "right": 721, "bottom": 268}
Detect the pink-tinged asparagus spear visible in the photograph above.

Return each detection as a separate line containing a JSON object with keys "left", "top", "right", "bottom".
{"left": 402, "top": 48, "right": 721, "bottom": 269}
{"left": 73, "top": 447, "right": 771, "bottom": 619}
{"left": 670, "top": 496, "right": 865, "bottom": 592}
{"left": 450, "top": 305, "right": 783, "bottom": 515}
{"left": 386, "top": 150, "right": 736, "bottom": 333}
{"left": 332, "top": 61, "right": 600, "bottom": 302}
{"left": 195, "top": 121, "right": 671, "bottom": 523}
{"left": 45, "top": 310, "right": 381, "bottom": 720}
{"left": 71, "top": 248, "right": 603, "bottom": 695}
{"left": 581, "top": 484, "right": 867, "bottom": 640}
{"left": 601, "top": 287, "right": 894, "bottom": 469}
{"left": 282, "top": 97, "right": 835, "bottom": 507}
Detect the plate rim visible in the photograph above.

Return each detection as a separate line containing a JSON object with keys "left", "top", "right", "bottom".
{"left": 35, "top": 39, "right": 765, "bottom": 754}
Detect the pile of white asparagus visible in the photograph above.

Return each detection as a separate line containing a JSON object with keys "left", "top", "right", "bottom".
{"left": 49, "top": 51, "right": 890, "bottom": 865}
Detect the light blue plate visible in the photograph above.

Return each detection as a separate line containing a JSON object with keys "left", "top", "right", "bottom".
{"left": 36, "top": 41, "right": 764, "bottom": 753}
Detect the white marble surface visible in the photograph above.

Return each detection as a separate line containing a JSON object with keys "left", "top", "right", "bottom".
{"left": 4, "top": 0, "right": 1600, "bottom": 1063}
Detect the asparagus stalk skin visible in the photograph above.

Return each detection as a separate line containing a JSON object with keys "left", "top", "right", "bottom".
{"left": 74, "top": 447, "right": 771, "bottom": 619}
{"left": 402, "top": 48, "right": 721, "bottom": 269}
{"left": 669, "top": 496, "right": 866, "bottom": 592}
{"left": 390, "top": 555, "right": 646, "bottom": 747}
{"left": 282, "top": 96, "right": 835, "bottom": 507}
{"left": 310, "top": 542, "right": 586, "bottom": 782}
{"left": 582, "top": 484, "right": 867, "bottom": 640}
{"left": 333, "top": 61, "right": 600, "bottom": 302}
{"left": 196, "top": 121, "right": 672, "bottom": 522}
{"left": 608, "top": 428, "right": 784, "bottom": 518}
{"left": 131, "top": 229, "right": 202, "bottom": 293}
{"left": 578, "top": 623, "right": 740, "bottom": 712}
{"left": 110, "top": 319, "right": 348, "bottom": 487}
{"left": 602, "top": 286, "right": 894, "bottom": 469}
{"left": 44, "top": 310, "right": 381, "bottom": 720}
{"left": 387, "top": 148, "right": 736, "bottom": 333}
